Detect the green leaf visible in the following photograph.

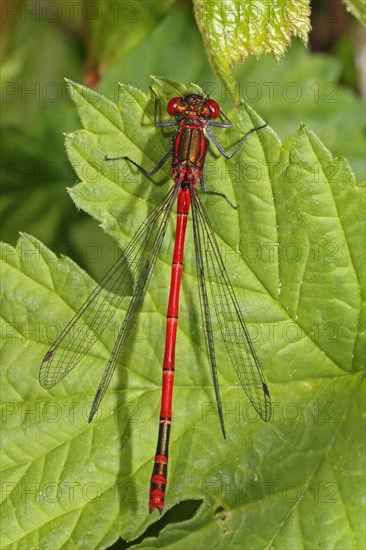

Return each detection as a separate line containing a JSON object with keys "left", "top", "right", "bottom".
{"left": 193, "top": 0, "right": 311, "bottom": 94}
{"left": 1, "top": 80, "right": 364, "bottom": 548}
{"left": 343, "top": 0, "right": 366, "bottom": 27}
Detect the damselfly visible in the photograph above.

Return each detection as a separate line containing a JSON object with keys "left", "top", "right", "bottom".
{"left": 40, "top": 88, "right": 272, "bottom": 513}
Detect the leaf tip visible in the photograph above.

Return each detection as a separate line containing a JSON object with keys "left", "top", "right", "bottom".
{"left": 64, "top": 78, "right": 78, "bottom": 93}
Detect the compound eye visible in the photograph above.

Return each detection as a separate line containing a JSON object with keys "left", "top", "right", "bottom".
{"left": 167, "top": 97, "right": 182, "bottom": 117}
{"left": 206, "top": 99, "right": 220, "bottom": 119}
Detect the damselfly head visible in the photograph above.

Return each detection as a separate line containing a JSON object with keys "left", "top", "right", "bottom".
{"left": 167, "top": 94, "right": 220, "bottom": 120}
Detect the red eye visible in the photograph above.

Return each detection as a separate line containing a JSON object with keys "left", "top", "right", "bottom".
{"left": 206, "top": 99, "right": 220, "bottom": 119}
{"left": 167, "top": 97, "right": 182, "bottom": 117}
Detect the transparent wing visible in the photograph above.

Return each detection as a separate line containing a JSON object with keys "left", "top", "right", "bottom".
{"left": 190, "top": 188, "right": 226, "bottom": 437}
{"left": 40, "top": 186, "right": 177, "bottom": 390}
{"left": 191, "top": 189, "right": 271, "bottom": 422}
{"left": 87, "top": 183, "right": 180, "bottom": 420}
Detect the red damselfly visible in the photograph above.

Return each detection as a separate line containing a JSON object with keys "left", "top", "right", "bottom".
{"left": 40, "top": 89, "right": 272, "bottom": 513}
